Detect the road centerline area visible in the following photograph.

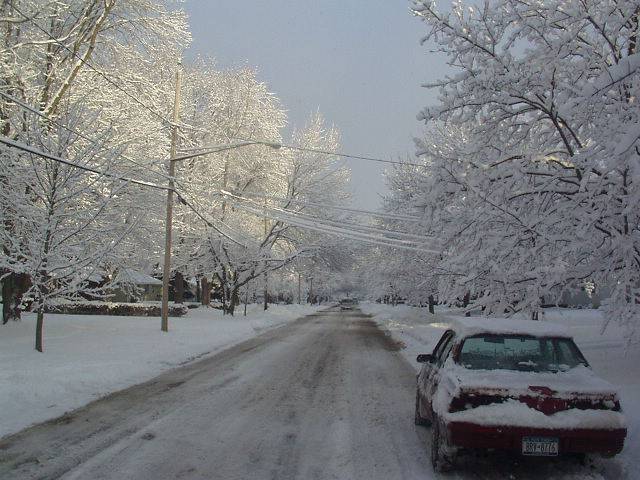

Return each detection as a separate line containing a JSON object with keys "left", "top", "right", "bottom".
{"left": 0, "top": 308, "right": 430, "bottom": 480}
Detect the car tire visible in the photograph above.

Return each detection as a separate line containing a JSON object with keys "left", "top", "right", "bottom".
{"left": 414, "top": 390, "right": 431, "bottom": 427}
{"left": 431, "top": 415, "right": 455, "bottom": 472}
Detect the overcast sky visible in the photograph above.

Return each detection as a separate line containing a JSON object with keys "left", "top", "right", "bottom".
{"left": 183, "top": 1, "right": 448, "bottom": 209}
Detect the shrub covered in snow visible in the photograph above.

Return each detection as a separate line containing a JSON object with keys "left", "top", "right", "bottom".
{"left": 45, "top": 302, "right": 188, "bottom": 317}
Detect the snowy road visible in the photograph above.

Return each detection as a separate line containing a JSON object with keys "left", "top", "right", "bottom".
{"left": 0, "top": 308, "right": 623, "bottom": 480}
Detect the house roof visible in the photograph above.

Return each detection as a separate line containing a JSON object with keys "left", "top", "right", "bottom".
{"left": 114, "top": 268, "right": 162, "bottom": 286}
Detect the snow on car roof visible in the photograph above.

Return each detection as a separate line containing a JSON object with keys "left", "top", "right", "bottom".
{"left": 449, "top": 316, "right": 572, "bottom": 338}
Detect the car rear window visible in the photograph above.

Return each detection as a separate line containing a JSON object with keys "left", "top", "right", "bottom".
{"left": 459, "top": 335, "right": 588, "bottom": 372}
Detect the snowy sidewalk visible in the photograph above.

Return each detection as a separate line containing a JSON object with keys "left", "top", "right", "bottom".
{"left": 362, "top": 302, "right": 640, "bottom": 479}
{"left": 0, "top": 303, "right": 321, "bottom": 439}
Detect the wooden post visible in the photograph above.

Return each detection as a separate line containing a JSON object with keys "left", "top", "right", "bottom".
{"left": 263, "top": 198, "right": 269, "bottom": 311}
{"left": 161, "top": 64, "right": 181, "bottom": 332}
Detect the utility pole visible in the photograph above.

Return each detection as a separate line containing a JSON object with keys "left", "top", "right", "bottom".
{"left": 161, "top": 64, "right": 182, "bottom": 332}
{"left": 263, "top": 197, "right": 269, "bottom": 311}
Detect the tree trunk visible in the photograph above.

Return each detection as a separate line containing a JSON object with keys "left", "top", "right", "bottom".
{"left": 428, "top": 295, "right": 435, "bottom": 314}
{"left": 462, "top": 291, "right": 470, "bottom": 316}
{"left": 232, "top": 287, "right": 239, "bottom": 308}
{"left": 227, "top": 287, "right": 239, "bottom": 316}
{"left": 174, "top": 272, "right": 184, "bottom": 304}
{"left": 195, "top": 276, "right": 201, "bottom": 303}
{"left": 201, "top": 277, "right": 210, "bottom": 306}
{"left": 244, "top": 285, "right": 249, "bottom": 316}
{"left": 35, "top": 306, "right": 44, "bottom": 352}
{"left": 263, "top": 271, "right": 268, "bottom": 311}
{"left": 2, "top": 272, "right": 30, "bottom": 323}
{"left": 221, "top": 283, "right": 228, "bottom": 315}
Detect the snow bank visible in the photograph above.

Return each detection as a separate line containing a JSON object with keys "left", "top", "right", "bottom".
{"left": 0, "top": 303, "right": 320, "bottom": 439}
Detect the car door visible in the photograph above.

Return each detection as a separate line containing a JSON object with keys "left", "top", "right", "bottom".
{"left": 418, "top": 330, "right": 455, "bottom": 419}
{"left": 425, "top": 333, "right": 456, "bottom": 415}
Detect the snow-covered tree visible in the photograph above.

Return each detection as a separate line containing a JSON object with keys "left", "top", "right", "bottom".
{"left": 0, "top": 110, "right": 138, "bottom": 351}
{"left": 397, "top": 0, "right": 640, "bottom": 337}
{"left": 172, "top": 105, "right": 351, "bottom": 314}
{"left": 1, "top": 0, "right": 190, "bottom": 326}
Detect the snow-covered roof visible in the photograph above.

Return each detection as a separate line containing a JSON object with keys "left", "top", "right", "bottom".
{"left": 114, "top": 269, "right": 162, "bottom": 286}
{"left": 449, "top": 316, "right": 572, "bottom": 338}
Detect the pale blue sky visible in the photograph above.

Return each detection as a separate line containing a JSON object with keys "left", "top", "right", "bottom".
{"left": 184, "top": 1, "right": 448, "bottom": 208}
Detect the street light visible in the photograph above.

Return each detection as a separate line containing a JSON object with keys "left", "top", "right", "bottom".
{"left": 173, "top": 140, "right": 281, "bottom": 162}
{"left": 161, "top": 138, "right": 281, "bottom": 331}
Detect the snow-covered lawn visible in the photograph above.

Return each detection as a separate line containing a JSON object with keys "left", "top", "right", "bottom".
{"left": 362, "top": 302, "right": 640, "bottom": 478}
{"left": 0, "top": 303, "right": 320, "bottom": 439}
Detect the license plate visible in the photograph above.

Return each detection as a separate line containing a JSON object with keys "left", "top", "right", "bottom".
{"left": 522, "top": 436, "right": 559, "bottom": 456}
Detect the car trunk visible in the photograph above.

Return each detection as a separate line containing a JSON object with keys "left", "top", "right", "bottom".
{"left": 447, "top": 366, "right": 621, "bottom": 414}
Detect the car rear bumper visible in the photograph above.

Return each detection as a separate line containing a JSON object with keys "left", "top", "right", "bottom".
{"left": 447, "top": 421, "right": 626, "bottom": 456}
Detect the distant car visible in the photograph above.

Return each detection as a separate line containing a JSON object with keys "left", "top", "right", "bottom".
{"left": 338, "top": 298, "right": 357, "bottom": 310}
{"left": 415, "top": 317, "right": 627, "bottom": 471}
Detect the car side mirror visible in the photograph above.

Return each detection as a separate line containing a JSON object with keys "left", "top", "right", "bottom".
{"left": 416, "top": 354, "right": 433, "bottom": 363}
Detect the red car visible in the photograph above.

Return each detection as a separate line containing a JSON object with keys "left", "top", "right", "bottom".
{"left": 414, "top": 317, "right": 627, "bottom": 471}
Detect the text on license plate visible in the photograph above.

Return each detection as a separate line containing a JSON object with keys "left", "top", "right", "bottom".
{"left": 522, "top": 436, "right": 559, "bottom": 456}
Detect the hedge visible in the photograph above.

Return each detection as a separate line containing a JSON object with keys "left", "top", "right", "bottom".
{"left": 44, "top": 302, "right": 189, "bottom": 317}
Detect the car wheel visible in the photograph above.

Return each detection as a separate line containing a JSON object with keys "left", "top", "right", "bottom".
{"left": 431, "top": 415, "right": 455, "bottom": 472}
{"left": 414, "top": 390, "right": 431, "bottom": 427}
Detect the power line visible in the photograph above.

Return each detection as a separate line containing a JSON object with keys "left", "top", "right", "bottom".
{"left": 219, "top": 191, "right": 432, "bottom": 242}
{"left": 221, "top": 191, "right": 425, "bottom": 222}
{"left": 1, "top": 135, "right": 437, "bottom": 252}
{"left": 11, "top": 6, "right": 426, "bottom": 173}
{"left": 0, "top": 136, "right": 172, "bottom": 192}
{"left": 0, "top": 90, "right": 173, "bottom": 183}
{"left": 219, "top": 190, "right": 439, "bottom": 252}
{"left": 11, "top": 3, "right": 176, "bottom": 128}
{"left": 280, "top": 144, "right": 426, "bottom": 168}
{"left": 184, "top": 137, "right": 428, "bottom": 169}
{"left": 0, "top": 132, "right": 248, "bottom": 246}
{"left": 173, "top": 192, "right": 248, "bottom": 247}
{"left": 232, "top": 200, "right": 439, "bottom": 253}
{"left": 232, "top": 137, "right": 428, "bottom": 168}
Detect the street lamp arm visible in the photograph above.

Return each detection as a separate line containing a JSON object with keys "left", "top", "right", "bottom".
{"left": 174, "top": 140, "right": 281, "bottom": 162}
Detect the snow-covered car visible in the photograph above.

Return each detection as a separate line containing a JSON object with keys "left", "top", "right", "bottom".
{"left": 414, "top": 317, "right": 627, "bottom": 471}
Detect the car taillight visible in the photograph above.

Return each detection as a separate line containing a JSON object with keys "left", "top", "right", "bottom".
{"left": 449, "top": 393, "right": 506, "bottom": 413}
{"left": 569, "top": 398, "right": 621, "bottom": 411}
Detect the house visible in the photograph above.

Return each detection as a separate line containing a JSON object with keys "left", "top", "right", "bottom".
{"left": 111, "top": 269, "right": 162, "bottom": 303}
{"left": 556, "top": 282, "right": 612, "bottom": 309}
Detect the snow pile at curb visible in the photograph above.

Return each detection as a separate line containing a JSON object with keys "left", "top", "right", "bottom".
{"left": 359, "top": 302, "right": 448, "bottom": 371}
{"left": 0, "top": 304, "right": 321, "bottom": 439}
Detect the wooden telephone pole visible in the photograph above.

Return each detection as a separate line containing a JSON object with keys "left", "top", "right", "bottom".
{"left": 161, "top": 64, "right": 182, "bottom": 332}
{"left": 263, "top": 197, "right": 269, "bottom": 311}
